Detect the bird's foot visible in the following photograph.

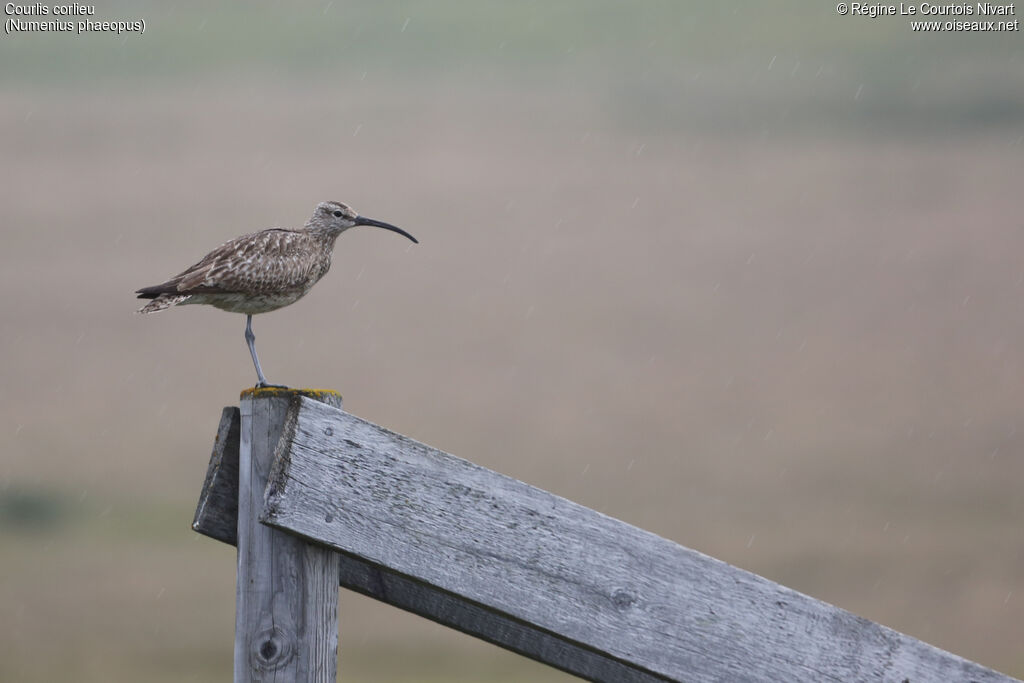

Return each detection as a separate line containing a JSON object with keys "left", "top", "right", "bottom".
{"left": 255, "top": 381, "right": 290, "bottom": 389}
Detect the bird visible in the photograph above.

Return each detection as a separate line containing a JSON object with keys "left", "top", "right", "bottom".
{"left": 136, "top": 200, "right": 417, "bottom": 388}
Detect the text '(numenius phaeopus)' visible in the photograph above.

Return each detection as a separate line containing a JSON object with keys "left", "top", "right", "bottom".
{"left": 4, "top": 3, "right": 145, "bottom": 35}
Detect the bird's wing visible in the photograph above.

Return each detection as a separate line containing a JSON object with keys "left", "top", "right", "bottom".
{"left": 139, "top": 229, "right": 315, "bottom": 296}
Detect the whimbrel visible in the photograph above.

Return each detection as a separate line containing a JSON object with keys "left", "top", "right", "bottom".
{"left": 136, "top": 201, "right": 417, "bottom": 387}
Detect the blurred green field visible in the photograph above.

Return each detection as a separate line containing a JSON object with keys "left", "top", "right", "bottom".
{"left": 3, "top": 1, "right": 1022, "bottom": 135}
{"left": 2, "top": 2, "right": 1023, "bottom": 681}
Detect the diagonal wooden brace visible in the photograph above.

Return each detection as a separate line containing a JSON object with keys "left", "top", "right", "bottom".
{"left": 195, "top": 396, "right": 1021, "bottom": 683}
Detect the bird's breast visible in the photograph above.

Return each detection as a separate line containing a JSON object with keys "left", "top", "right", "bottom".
{"left": 195, "top": 289, "right": 312, "bottom": 315}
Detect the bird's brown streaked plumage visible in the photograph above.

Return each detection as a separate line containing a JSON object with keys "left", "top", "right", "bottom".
{"left": 136, "top": 229, "right": 338, "bottom": 314}
{"left": 136, "top": 200, "right": 417, "bottom": 386}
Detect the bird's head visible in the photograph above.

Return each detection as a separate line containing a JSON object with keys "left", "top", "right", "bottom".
{"left": 307, "top": 200, "right": 418, "bottom": 243}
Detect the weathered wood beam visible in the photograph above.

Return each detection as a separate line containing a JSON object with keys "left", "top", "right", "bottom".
{"left": 234, "top": 388, "right": 342, "bottom": 683}
{"left": 260, "top": 396, "right": 1019, "bottom": 683}
{"left": 193, "top": 406, "right": 660, "bottom": 682}
{"left": 193, "top": 406, "right": 240, "bottom": 544}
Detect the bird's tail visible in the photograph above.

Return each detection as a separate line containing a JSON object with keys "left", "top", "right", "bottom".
{"left": 136, "top": 294, "right": 191, "bottom": 314}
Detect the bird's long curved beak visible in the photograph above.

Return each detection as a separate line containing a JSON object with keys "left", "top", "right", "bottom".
{"left": 355, "top": 216, "right": 418, "bottom": 244}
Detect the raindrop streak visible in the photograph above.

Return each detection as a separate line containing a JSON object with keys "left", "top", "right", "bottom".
{"left": 401, "top": 17, "right": 410, "bottom": 32}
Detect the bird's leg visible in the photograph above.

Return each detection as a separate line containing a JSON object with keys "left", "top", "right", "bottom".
{"left": 245, "top": 315, "right": 287, "bottom": 389}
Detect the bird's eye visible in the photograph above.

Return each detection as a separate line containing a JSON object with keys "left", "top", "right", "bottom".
{"left": 333, "top": 211, "right": 343, "bottom": 218}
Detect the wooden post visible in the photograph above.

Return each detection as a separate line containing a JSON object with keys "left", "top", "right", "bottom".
{"left": 235, "top": 388, "right": 342, "bottom": 683}
{"left": 192, "top": 396, "right": 1021, "bottom": 683}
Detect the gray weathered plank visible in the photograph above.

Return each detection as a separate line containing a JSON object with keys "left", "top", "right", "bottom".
{"left": 262, "top": 396, "right": 1019, "bottom": 683}
{"left": 337, "top": 559, "right": 662, "bottom": 683}
{"left": 192, "top": 408, "right": 656, "bottom": 682}
{"left": 235, "top": 389, "right": 342, "bottom": 683}
{"left": 192, "top": 406, "right": 240, "bottom": 544}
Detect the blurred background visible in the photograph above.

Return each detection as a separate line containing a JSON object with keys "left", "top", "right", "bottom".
{"left": 2, "top": 1, "right": 1022, "bottom": 680}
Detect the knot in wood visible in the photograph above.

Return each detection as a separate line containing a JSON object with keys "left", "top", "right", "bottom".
{"left": 611, "top": 588, "right": 637, "bottom": 611}
{"left": 251, "top": 626, "right": 294, "bottom": 670}
{"left": 324, "top": 426, "right": 334, "bottom": 437}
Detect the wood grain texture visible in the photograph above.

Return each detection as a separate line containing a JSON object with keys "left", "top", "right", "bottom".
{"left": 192, "top": 409, "right": 652, "bottom": 681}
{"left": 261, "top": 397, "right": 1019, "bottom": 683}
{"left": 193, "top": 406, "right": 240, "bottom": 544}
{"left": 235, "top": 391, "right": 342, "bottom": 683}
{"left": 336, "top": 560, "right": 662, "bottom": 683}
